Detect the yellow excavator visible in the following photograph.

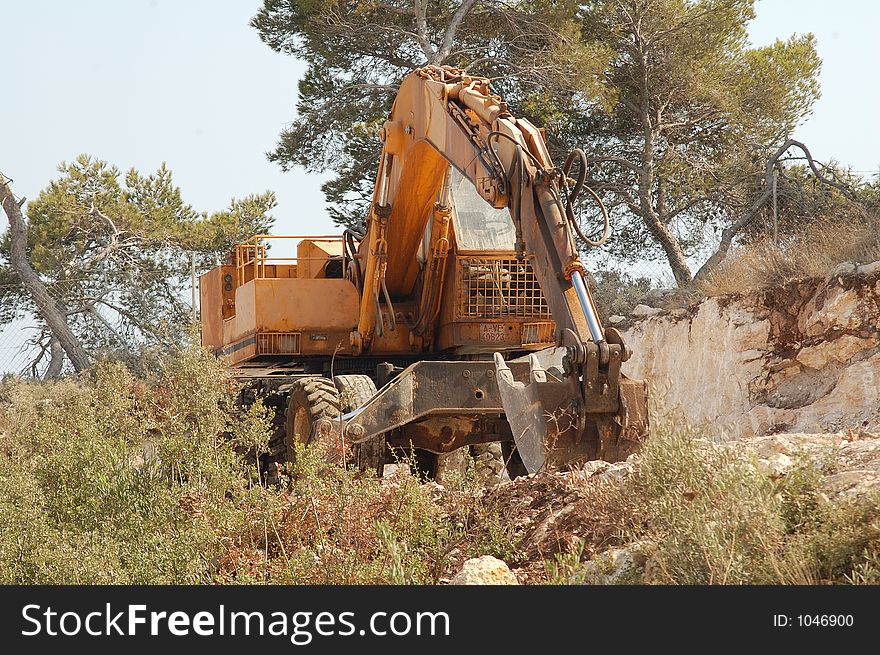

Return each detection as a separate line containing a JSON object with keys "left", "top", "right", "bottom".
{"left": 200, "top": 65, "right": 648, "bottom": 481}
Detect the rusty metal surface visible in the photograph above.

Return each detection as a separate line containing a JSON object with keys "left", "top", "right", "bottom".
{"left": 495, "top": 353, "right": 585, "bottom": 473}
{"left": 316, "top": 359, "right": 534, "bottom": 445}
{"left": 387, "top": 416, "right": 512, "bottom": 453}
{"left": 312, "top": 350, "right": 648, "bottom": 470}
{"left": 598, "top": 376, "right": 650, "bottom": 462}
{"left": 199, "top": 64, "right": 654, "bottom": 473}
{"left": 456, "top": 255, "right": 551, "bottom": 320}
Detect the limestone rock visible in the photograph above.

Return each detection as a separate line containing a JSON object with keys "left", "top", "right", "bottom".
{"left": 827, "top": 261, "right": 857, "bottom": 279}
{"left": 621, "top": 263, "right": 880, "bottom": 440}
{"left": 578, "top": 460, "right": 611, "bottom": 476}
{"left": 757, "top": 452, "right": 795, "bottom": 479}
{"left": 450, "top": 556, "right": 519, "bottom": 585}
{"left": 608, "top": 314, "right": 626, "bottom": 324}
{"left": 631, "top": 304, "right": 662, "bottom": 318}
{"left": 583, "top": 544, "right": 649, "bottom": 584}
{"left": 796, "top": 335, "right": 878, "bottom": 369}
{"left": 798, "top": 285, "right": 864, "bottom": 337}
{"left": 856, "top": 260, "right": 880, "bottom": 277}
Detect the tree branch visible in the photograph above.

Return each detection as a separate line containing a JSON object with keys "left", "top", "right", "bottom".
{"left": 437, "top": 0, "right": 479, "bottom": 62}
{"left": 692, "top": 139, "right": 866, "bottom": 285}
{"left": 412, "top": 0, "right": 436, "bottom": 61}
{"left": 0, "top": 174, "right": 91, "bottom": 371}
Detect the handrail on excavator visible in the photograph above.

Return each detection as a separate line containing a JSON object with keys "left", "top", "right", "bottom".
{"left": 234, "top": 234, "right": 348, "bottom": 286}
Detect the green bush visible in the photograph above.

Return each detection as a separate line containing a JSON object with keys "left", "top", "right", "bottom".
{"left": 0, "top": 348, "right": 269, "bottom": 583}
{"left": 0, "top": 348, "right": 455, "bottom": 584}
{"left": 4, "top": 346, "right": 876, "bottom": 585}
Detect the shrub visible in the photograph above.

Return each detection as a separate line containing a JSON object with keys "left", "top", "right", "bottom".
{"left": 699, "top": 213, "right": 880, "bottom": 297}
{"left": 0, "top": 347, "right": 271, "bottom": 583}
{"left": 605, "top": 424, "right": 880, "bottom": 584}
{"left": 586, "top": 269, "right": 658, "bottom": 320}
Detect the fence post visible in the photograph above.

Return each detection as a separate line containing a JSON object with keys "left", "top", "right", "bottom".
{"left": 191, "top": 252, "right": 197, "bottom": 323}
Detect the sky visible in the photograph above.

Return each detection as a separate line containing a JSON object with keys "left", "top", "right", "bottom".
{"left": 2, "top": 0, "right": 879, "bottom": 240}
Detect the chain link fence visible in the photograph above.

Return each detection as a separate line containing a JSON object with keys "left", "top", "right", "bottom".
{"left": 0, "top": 317, "right": 45, "bottom": 376}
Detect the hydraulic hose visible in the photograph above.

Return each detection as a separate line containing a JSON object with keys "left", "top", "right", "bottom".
{"left": 561, "top": 149, "right": 611, "bottom": 248}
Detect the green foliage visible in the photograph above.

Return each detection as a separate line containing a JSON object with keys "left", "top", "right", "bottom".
{"left": 621, "top": 427, "right": 790, "bottom": 584}
{"left": 544, "top": 539, "right": 590, "bottom": 584}
{"left": 3, "top": 348, "right": 877, "bottom": 585}
{"left": 253, "top": 0, "right": 823, "bottom": 281}
{"left": 252, "top": 0, "right": 607, "bottom": 227}
{"left": 0, "top": 346, "right": 273, "bottom": 583}
{"left": 0, "top": 350, "right": 456, "bottom": 584}
{"left": 0, "top": 156, "right": 275, "bottom": 371}
{"left": 226, "top": 440, "right": 456, "bottom": 584}
{"left": 464, "top": 501, "right": 525, "bottom": 565}
{"left": 586, "top": 269, "right": 657, "bottom": 320}
{"left": 557, "top": 0, "right": 822, "bottom": 284}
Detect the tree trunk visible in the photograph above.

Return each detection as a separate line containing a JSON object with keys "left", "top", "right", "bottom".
{"left": 0, "top": 176, "right": 91, "bottom": 372}
{"left": 634, "top": 50, "right": 693, "bottom": 288}
{"left": 637, "top": 191, "right": 693, "bottom": 287}
{"left": 44, "top": 336, "right": 65, "bottom": 380}
{"left": 636, "top": 117, "right": 692, "bottom": 284}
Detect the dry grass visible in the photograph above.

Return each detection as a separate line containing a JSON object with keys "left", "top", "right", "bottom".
{"left": 2, "top": 346, "right": 878, "bottom": 585}
{"left": 600, "top": 423, "right": 880, "bottom": 584}
{"left": 699, "top": 214, "right": 880, "bottom": 297}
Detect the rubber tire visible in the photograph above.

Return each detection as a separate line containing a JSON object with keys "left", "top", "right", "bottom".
{"left": 333, "top": 374, "right": 385, "bottom": 475}
{"left": 285, "top": 377, "right": 342, "bottom": 464}
{"left": 471, "top": 442, "right": 505, "bottom": 485}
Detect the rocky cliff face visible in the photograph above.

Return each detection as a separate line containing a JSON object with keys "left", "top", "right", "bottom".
{"left": 620, "top": 261, "right": 880, "bottom": 439}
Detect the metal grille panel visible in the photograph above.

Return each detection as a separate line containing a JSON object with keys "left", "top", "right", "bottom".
{"left": 522, "top": 321, "right": 555, "bottom": 346}
{"left": 457, "top": 257, "right": 551, "bottom": 319}
{"left": 256, "top": 332, "right": 301, "bottom": 355}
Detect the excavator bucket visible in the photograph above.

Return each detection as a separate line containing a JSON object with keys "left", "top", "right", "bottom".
{"left": 493, "top": 353, "right": 550, "bottom": 473}
{"left": 494, "top": 352, "right": 589, "bottom": 473}
{"left": 494, "top": 351, "right": 650, "bottom": 473}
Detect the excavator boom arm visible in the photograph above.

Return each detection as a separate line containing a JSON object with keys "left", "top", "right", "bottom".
{"left": 336, "top": 66, "right": 649, "bottom": 472}
{"left": 356, "top": 66, "right": 601, "bottom": 351}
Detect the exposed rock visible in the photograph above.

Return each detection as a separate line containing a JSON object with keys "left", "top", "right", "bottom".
{"left": 608, "top": 314, "right": 626, "bottom": 324}
{"left": 631, "top": 304, "right": 663, "bottom": 318}
{"left": 757, "top": 452, "right": 795, "bottom": 479}
{"left": 622, "top": 262, "right": 880, "bottom": 439}
{"left": 437, "top": 430, "right": 880, "bottom": 584}
{"left": 582, "top": 543, "right": 650, "bottom": 584}
{"left": 795, "top": 335, "right": 878, "bottom": 369}
{"left": 827, "top": 261, "right": 857, "bottom": 279}
{"left": 798, "top": 285, "right": 865, "bottom": 337}
{"left": 856, "top": 261, "right": 880, "bottom": 276}
{"left": 450, "top": 556, "right": 519, "bottom": 585}
{"left": 729, "top": 431, "right": 880, "bottom": 498}
{"left": 578, "top": 460, "right": 612, "bottom": 476}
